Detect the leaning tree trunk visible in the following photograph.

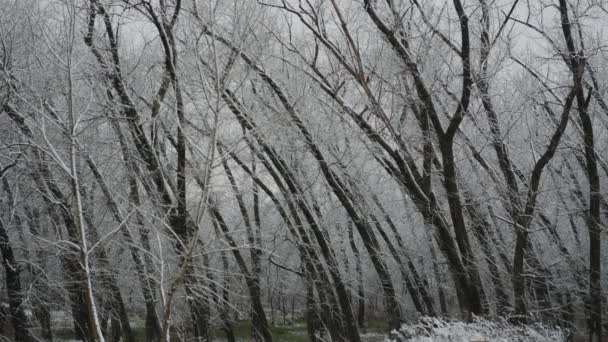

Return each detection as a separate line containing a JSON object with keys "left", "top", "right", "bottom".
{"left": 81, "top": 204, "right": 134, "bottom": 342}
{"left": 10, "top": 197, "right": 54, "bottom": 342}
{"left": 214, "top": 139, "right": 349, "bottom": 339}
{"left": 557, "top": 2, "right": 602, "bottom": 339}
{"left": 370, "top": 194, "right": 437, "bottom": 316}
{"left": 212, "top": 40, "right": 403, "bottom": 328}
{"left": 218, "top": 251, "right": 236, "bottom": 342}
{"left": 4, "top": 104, "right": 93, "bottom": 340}
{"left": 0, "top": 219, "right": 35, "bottom": 342}
{"left": 25, "top": 210, "right": 54, "bottom": 341}
{"left": 84, "top": 3, "right": 212, "bottom": 337}
{"left": 512, "top": 84, "right": 575, "bottom": 321}
{"left": 214, "top": 90, "right": 358, "bottom": 340}
{"left": 348, "top": 222, "right": 366, "bottom": 331}
{"left": 210, "top": 205, "right": 273, "bottom": 342}
{"left": 107, "top": 115, "right": 161, "bottom": 342}
{"left": 219, "top": 147, "right": 273, "bottom": 342}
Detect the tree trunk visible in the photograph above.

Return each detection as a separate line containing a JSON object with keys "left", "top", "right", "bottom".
{"left": 211, "top": 206, "right": 273, "bottom": 342}
{"left": 218, "top": 251, "right": 236, "bottom": 342}
{"left": 15, "top": 206, "right": 54, "bottom": 342}
{"left": 348, "top": 222, "right": 366, "bottom": 331}
{"left": 371, "top": 195, "right": 437, "bottom": 316}
{"left": 557, "top": 2, "right": 602, "bottom": 337}
{"left": 82, "top": 204, "right": 134, "bottom": 342}
{"left": 304, "top": 266, "right": 321, "bottom": 342}
{"left": 215, "top": 93, "right": 359, "bottom": 341}
{"left": 0, "top": 219, "right": 35, "bottom": 342}
{"left": 219, "top": 148, "right": 273, "bottom": 342}
{"left": 107, "top": 117, "right": 161, "bottom": 342}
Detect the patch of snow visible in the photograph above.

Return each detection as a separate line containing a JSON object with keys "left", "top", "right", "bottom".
{"left": 386, "top": 316, "right": 566, "bottom": 342}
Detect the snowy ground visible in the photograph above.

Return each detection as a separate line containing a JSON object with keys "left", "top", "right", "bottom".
{"left": 386, "top": 316, "right": 567, "bottom": 342}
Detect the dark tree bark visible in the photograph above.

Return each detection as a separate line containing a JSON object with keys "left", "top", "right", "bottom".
{"left": 360, "top": 0, "right": 487, "bottom": 316}
{"left": 10, "top": 198, "right": 54, "bottom": 342}
{"left": 210, "top": 205, "right": 273, "bottom": 342}
{"left": 557, "top": 2, "right": 601, "bottom": 339}
{"left": 347, "top": 222, "right": 366, "bottom": 331}
{"left": 81, "top": 202, "right": 134, "bottom": 342}
{"left": 221, "top": 142, "right": 350, "bottom": 339}
{"left": 0, "top": 219, "right": 35, "bottom": 342}
{"left": 284, "top": 1, "right": 484, "bottom": 316}
{"left": 3, "top": 104, "right": 93, "bottom": 340}
{"left": 213, "top": 36, "right": 402, "bottom": 329}
{"left": 107, "top": 115, "right": 161, "bottom": 342}
{"left": 427, "top": 232, "right": 448, "bottom": 316}
{"left": 512, "top": 86, "right": 576, "bottom": 321}
{"left": 218, "top": 251, "right": 237, "bottom": 342}
{"left": 371, "top": 195, "right": 438, "bottom": 317}
{"left": 212, "top": 89, "right": 358, "bottom": 340}
{"left": 217, "top": 149, "right": 273, "bottom": 342}
{"left": 305, "top": 266, "right": 321, "bottom": 342}
{"left": 84, "top": 3, "right": 211, "bottom": 338}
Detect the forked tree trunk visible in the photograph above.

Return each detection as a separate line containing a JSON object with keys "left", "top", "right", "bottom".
{"left": 557, "top": 2, "right": 602, "bottom": 339}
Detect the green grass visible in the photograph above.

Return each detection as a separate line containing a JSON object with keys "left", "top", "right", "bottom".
{"left": 365, "top": 318, "right": 389, "bottom": 333}
{"left": 213, "top": 319, "right": 309, "bottom": 342}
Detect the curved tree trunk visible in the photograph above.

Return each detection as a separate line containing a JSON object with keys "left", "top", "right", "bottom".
{"left": 557, "top": 2, "right": 602, "bottom": 339}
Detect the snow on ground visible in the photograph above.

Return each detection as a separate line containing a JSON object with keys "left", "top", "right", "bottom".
{"left": 386, "top": 316, "right": 567, "bottom": 342}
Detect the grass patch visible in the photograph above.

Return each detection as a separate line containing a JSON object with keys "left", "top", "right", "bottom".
{"left": 212, "top": 319, "right": 309, "bottom": 342}
{"left": 366, "top": 318, "right": 390, "bottom": 332}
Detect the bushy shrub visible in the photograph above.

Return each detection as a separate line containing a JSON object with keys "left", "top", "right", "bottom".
{"left": 386, "top": 316, "right": 567, "bottom": 342}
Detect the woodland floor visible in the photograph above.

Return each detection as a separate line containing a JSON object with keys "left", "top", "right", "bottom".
{"left": 56, "top": 319, "right": 389, "bottom": 341}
